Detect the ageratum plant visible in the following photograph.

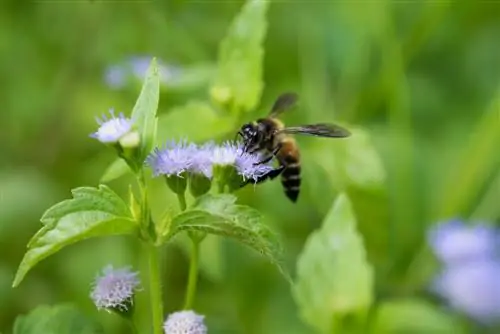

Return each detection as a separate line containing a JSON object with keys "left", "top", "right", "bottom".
{"left": 9, "top": 1, "right": 295, "bottom": 333}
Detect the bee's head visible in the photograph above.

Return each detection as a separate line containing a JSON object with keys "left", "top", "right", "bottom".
{"left": 238, "top": 123, "right": 259, "bottom": 152}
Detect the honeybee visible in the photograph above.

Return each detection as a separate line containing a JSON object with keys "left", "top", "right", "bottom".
{"left": 238, "top": 92, "right": 351, "bottom": 202}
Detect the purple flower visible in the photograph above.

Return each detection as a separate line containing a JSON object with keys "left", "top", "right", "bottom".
{"left": 146, "top": 140, "right": 274, "bottom": 182}
{"left": 104, "top": 56, "right": 182, "bottom": 89}
{"left": 90, "top": 109, "right": 134, "bottom": 144}
{"left": 428, "top": 220, "right": 499, "bottom": 265}
{"left": 432, "top": 259, "right": 500, "bottom": 324}
{"left": 146, "top": 140, "right": 196, "bottom": 177}
{"left": 209, "top": 141, "right": 274, "bottom": 182}
{"left": 163, "top": 310, "right": 207, "bottom": 334}
{"left": 90, "top": 265, "right": 141, "bottom": 312}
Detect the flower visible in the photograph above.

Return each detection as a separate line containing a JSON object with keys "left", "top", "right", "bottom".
{"left": 432, "top": 259, "right": 500, "bottom": 324}
{"left": 90, "top": 265, "right": 141, "bottom": 312}
{"left": 90, "top": 109, "right": 134, "bottom": 144}
{"left": 104, "top": 55, "right": 182, "bottom": 89}
{"left": 208, "top": 141, "right": 274, "bottom": 182}
{"left": 146, "top": 140, "right": 274, "bottom": 183}
{"left": 428, "top": 220, "right": 499, "bottom": 265}
{"left": 163, "top": 310, "right": 207, "bottom": 334}
{"left": 146, "top": 140, "right": 197, "bottom": 177}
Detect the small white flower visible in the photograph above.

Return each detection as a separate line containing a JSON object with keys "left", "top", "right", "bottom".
{"left": 163, "top": 310, "right": 207, "bottom": 334}
{"left": 90, "top": 265, "right": 141, "bottom": 311}
{"left": 90, "top": 109, "right": 134, "bottom": 144}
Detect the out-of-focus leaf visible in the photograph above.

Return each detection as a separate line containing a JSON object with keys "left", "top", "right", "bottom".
{"left": 163, "top": 63, "right": 215, "bottom": 92}
{"left": 312, "top": 127, "right": 386, "bottom": 191}
{"left": 130, "top": 57, "right": 160, "bottom": 160}
{"left": 211, "top": 0, "right": 269, "bottom": 112}
{"left": 13, "top": 304, "right": 104, "bottom": 334}
{"left": 100, "top": 158, "right": 131, "bottom": 183}
{"left": 293, "top": 193, "right": 374, "bottom": 334}
{"left": 12, "top": 185, "right": 137, "bottom": 287}
{"left": 164, "top": 194, "right": 288, "bottom": 280}
{"left": 372, "top": 299, "right": 464, "bottom": 334}
{"left": 156, "top": 101, "right": 235, "bottom": 144}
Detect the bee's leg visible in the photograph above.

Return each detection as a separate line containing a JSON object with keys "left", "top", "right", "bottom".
{"left": 240, "top": 165, "right": 285, "bottom": 187}
{"left": 253, "top": 143, "right": 282, "bottom": 166}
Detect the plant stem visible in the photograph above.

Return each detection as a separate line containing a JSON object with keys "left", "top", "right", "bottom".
{"left": 137, "top": 171, "right": 163, "bottom": 334}
{"left": 126, "top": 318, "right": 139, "bottom": 334}
{"left": 177, "top": 193, "right": 187, "bottom": 211}
{"left": 184, "top": 237, "right": 200, "bottom": 310}
{"left": 147, "top": 243, "right": 163, "bottom": 334}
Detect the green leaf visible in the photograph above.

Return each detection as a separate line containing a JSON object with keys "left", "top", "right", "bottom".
{"left": 372, "top": 299, "right": 464, "bottom": 334}
{"left": 156, "top": 101, "right": 235, "bottom": 144}
{"left": 13, "top": 304, "right": 104, "bottom": 334}
{"left": 13, "top": 185, "right": 137, "bottom": 287}
{"left": 164, "top": 194, "right": 288, "bottom": 280}
{"left": 293, "top": 193, "right": 374, "bottom": 334}
{"left": 131, "top": 57, "right": 160, "bottom": 159}
{"left": 100, "top": 158, "right": 131, "bottom": 183}
{"left": 211, "top": 0, "right": 269, "bottom": 112}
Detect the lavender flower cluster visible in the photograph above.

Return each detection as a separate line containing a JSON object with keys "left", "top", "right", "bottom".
{"left": 145, "top": 140, "right": 274, "bottom": 182}
{"left": 428, "top": 220, "right": 500, "bottom": 325}
{"left": 91, "top": 266, "right": 207, "bottom": 333}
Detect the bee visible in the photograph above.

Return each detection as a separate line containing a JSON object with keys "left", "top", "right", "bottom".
{"left": 237, "top": 92, "right": 351, "bottom": 202}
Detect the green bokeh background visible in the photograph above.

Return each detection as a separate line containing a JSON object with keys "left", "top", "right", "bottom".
{"left": 1, "top": 1, "right": 500, "bottom": 333}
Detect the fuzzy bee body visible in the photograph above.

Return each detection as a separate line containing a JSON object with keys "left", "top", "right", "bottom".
{"left": 238, "top": 93, "right": 350, "bottom": 202}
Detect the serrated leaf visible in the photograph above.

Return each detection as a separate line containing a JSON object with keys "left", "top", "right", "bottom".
{"left": 165, "top": 194, "right": 288, "bottom": 280}
{"left": 13, "top": 185, "right": 137, "bottom": 287}
{"left": 212, "top": 0, "right": 269, "bottom": 112}
{"left": 372, "top": 299, "right": 464, "bottom": 334}
{"left": 100, "top": 158, "right": 131, "bottom": 183}
{"left": 156, "top": 101, "right": 235, "bottom": 144}
{"left": 131, "top": 57, "right": 160, "bottom": 159}
{"left": 293, "top": 193, "right": 374, "bottom": 334}
{"left": 13, "top": 304, "right": 104, "bottom": 334}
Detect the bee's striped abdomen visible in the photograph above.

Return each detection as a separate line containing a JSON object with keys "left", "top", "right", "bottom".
{"left": 279, "top": 139, "right": 301, "bottom": 202}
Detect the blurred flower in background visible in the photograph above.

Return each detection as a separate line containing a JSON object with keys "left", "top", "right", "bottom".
{"left": 429, "top": 220, "right": 500, "bottom": 325}
{"left": 104, "top": 55, "right": 182, "bottom": 89}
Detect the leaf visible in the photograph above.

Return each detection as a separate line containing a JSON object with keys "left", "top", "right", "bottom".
{"left": 13, "top": 304, "right": 104, "bottom": 334}
{"left": 100, "top": 158, "right": 131, "bottom": 183}
{"left": 165, "top": 194, "right": 288, "bottom": 280}
{"left": 13, "top": 185, "right": 137, "bottom": 287}
{"left": 156, "top": 101, "right": 235, "bottom": 144}
{"left": 212, "top": 0, "right": 269, "bottom": 112}
{"left": 372, "top": 299, "right": 464, "bottom": 334}
{"left": 131, "top": 57, "right": 160, "bottom": 159}
{"left": 293, "top": 193, "right": 374, "bottom": 334}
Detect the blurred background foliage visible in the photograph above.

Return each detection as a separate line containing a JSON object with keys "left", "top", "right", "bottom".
{"left": 1, "top": 0, "right": 500, "bottom": 333}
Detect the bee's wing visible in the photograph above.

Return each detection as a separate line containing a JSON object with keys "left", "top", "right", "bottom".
{"left": 279, "top": 123, "right": 351, "bottom": 138}
{"left": 268, "top": 92, "right": 299, "bottom": 118}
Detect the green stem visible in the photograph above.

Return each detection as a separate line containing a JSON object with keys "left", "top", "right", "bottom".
{"left": 147, "top": 244, "right": 163, "bottom": 334}
{"left": 184, "top": 237, "right": 200, "bottom": 310}
{"left": 137, "top": 171, "right": 163, "bottom": 334}
{"left": 218, "top": 181, "right": 225, "bottom": 194}
{"left": 177, "top": 193, "right": 187, "bottom": 211}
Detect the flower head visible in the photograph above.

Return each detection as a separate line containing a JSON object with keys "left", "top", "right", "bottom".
{"left": 432, "top": 259, "right": 500, "bottom": 324}
{"left": 90, "top": 109, "right": 134, "bottom": 144}
{"left": 428, "top": 220, "right": 499, "bottom": 265}
{"left": 163, "top": 310, "right": 207, "bottom": 334}
{"left": 208, "top": 141, "right": 274, "bottom": 182}
{"left": 190, "top": 142, "right": 216, "bottom": 178}
{"left": 90, "top": 265, "right": 141, "bottom": 312}
{"left": 146, "top": 140, "right": 197, "bottom": 177}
